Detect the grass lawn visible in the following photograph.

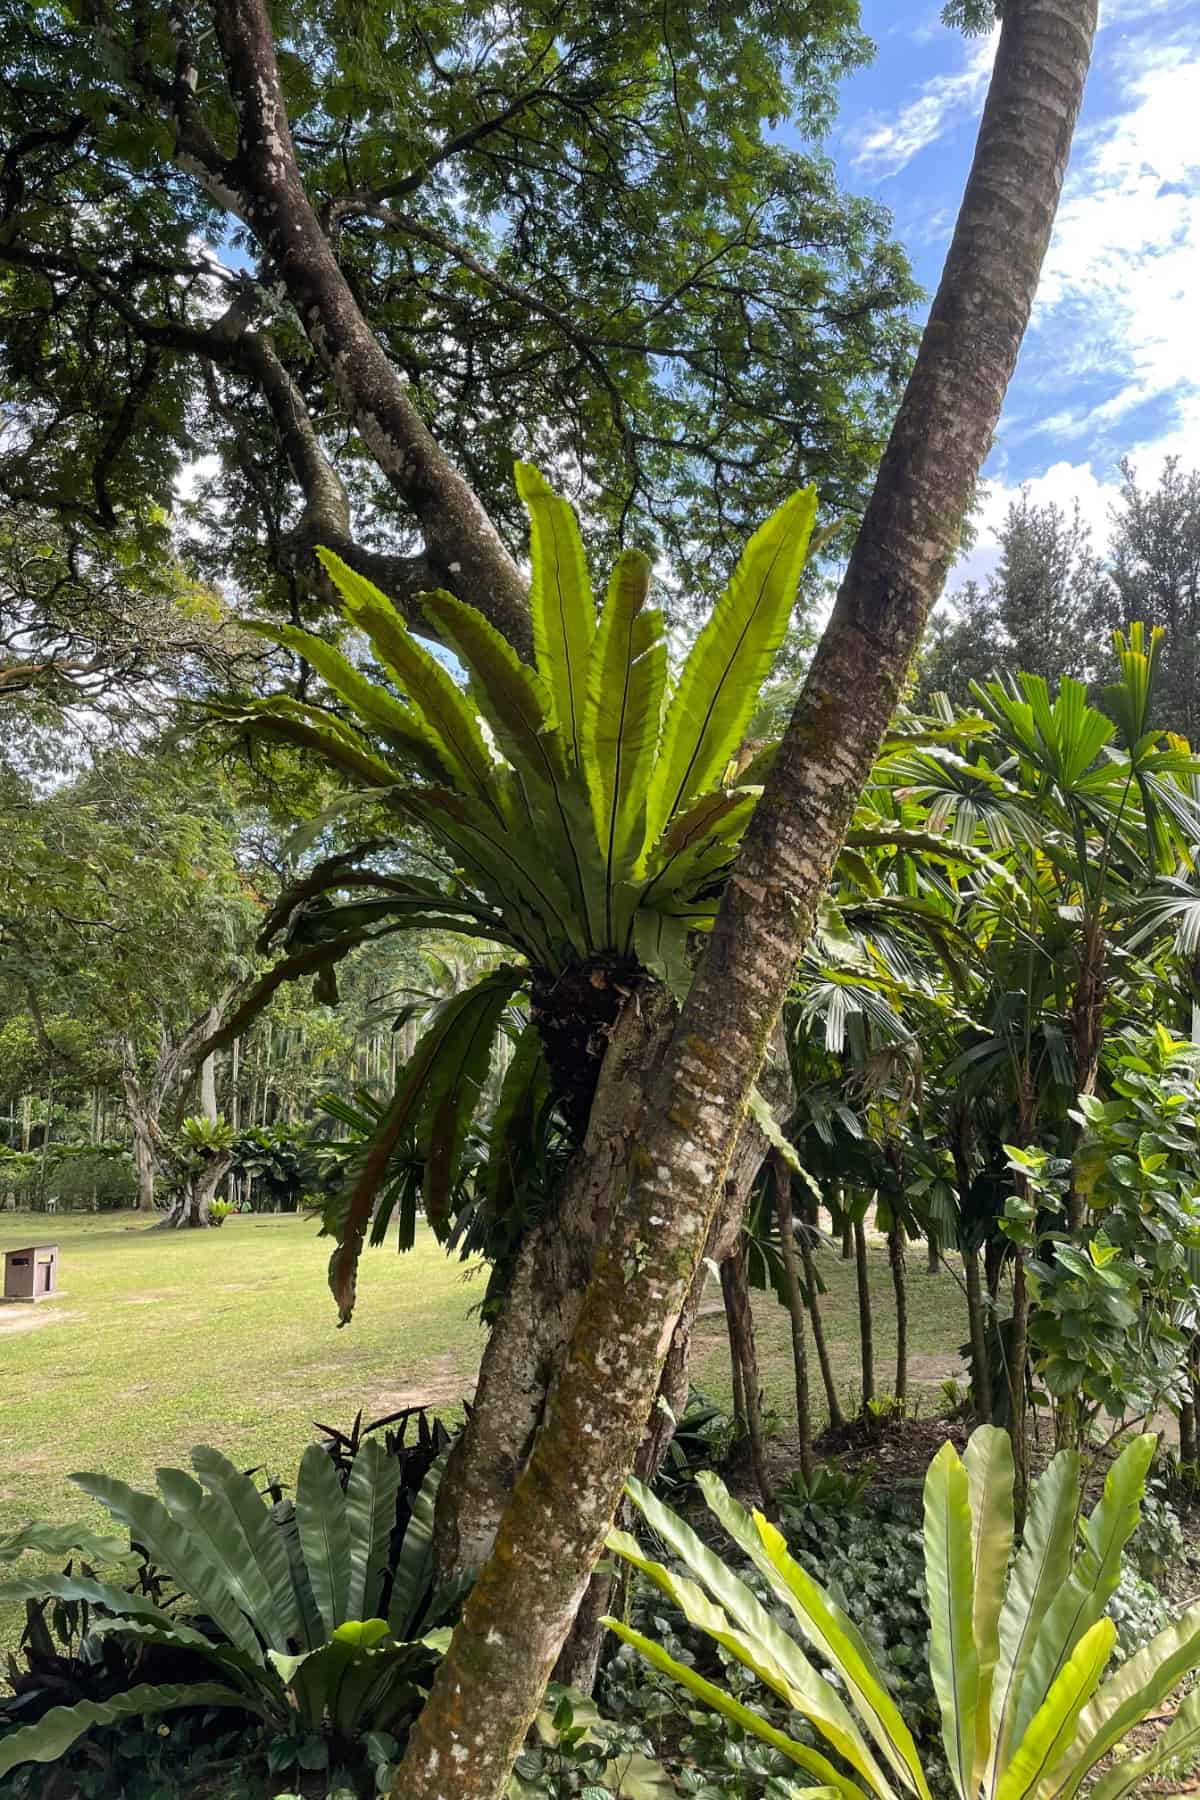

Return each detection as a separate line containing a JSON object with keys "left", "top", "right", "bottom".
{"left": 0, "top": 1208, "right": 969, "bottom": 1655}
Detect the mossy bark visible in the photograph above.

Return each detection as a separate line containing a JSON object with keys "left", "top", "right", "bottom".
{"left": 390, "top": 7, "right": 1099, "bottom": 1790}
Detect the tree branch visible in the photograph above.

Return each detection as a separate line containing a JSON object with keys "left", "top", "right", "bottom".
{"left": 210, "top": 0, "right": 533, "bottom": 658}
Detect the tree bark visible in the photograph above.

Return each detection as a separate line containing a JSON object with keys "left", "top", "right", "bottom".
{"left": 153, "top": 1152, "right": 233, "bottom": 1229}
{"left": 720, "top": 1236, "right": 775, "bottom": 1510}
{"left": 854, "top": 1216, "right": 876, "bottom": 1413}
{"left": 772, "top": 1154, "right": 814, "bottom": 1480}
{"left": 210, "top": 0, "right": 533, "bottom": 660}
{"left": 799, "top": 1221, "right": 845, "bottom": 1433}
{"left": 964, "top": 1246, "right": 993, "bottom": 1424}
{"left": 435, "top": 997, "right": 775, "bottom": 1585}
{"left": 390, "top": 7, "right": 1099, "bottom": 1790}
{"left": 1009, "top": 1250, "right": 1030, "bottom": 1522}
{"left": 888, "top": 1224, "right": 908, "bottom": 1405}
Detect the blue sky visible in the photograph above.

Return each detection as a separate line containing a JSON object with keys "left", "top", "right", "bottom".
{"left": 823, "top": 0, "right": 1200, "bottom": 583}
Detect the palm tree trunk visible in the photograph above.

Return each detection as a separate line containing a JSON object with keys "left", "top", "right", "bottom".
{"left": 926, "top": 1229, "right": 939, "bottom": 1274}
{"left": 854, "top": 1216, "right": 875, "bottom": 1412}
{"left": 799, "top": 1222, "right": 845, "bottom": 1432}
{"left": 721, "top": 1238, "right": 775, "bottom": 1510}
{"left": 1009, "top": 1250, "right": 1030, "bottom": 1524}
{"left": 964, "top": 1246, "right": 993, "bottom": 1424}
{"left": 888, "top": 1224, "right": 908, "bottom": 1404}
{"left": 390, "top": 8, "right": 1100, "bottom": 1788}
{"left": 772, "top": 1154, "right": 814, "bottom": 1479}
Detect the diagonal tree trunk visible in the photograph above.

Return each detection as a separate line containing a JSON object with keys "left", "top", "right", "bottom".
{"left": 390, "top": 6, "right": 1099, "bottom": 1793}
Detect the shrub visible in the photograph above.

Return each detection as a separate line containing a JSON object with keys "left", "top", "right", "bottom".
{"left": 605, "top": 1427, "right": 1200, "bottom": 1800}
{"left": 0, "top": 1441, "right": 459, "bottom": 1790}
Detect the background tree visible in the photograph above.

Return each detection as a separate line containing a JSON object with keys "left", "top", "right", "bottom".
{"left": 0, "top": 0, "right": 916, "bottom": 635}
{"left": 916, "top": 491, "right": 1108, "bottom": 706}
{"left": 0, "top": 749, "right": 261, "bottom": 1210}
{"left": 1100, "top": 459, "right": 1200, "bottom": 743}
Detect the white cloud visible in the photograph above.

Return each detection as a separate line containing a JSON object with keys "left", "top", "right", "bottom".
{"left": 1029, "top": 37, "right": 1200, "bottom": 450}
{"left": 954, "top": 460, "right": 1122, "bottom": 587}
{"left": 846, "top": 29, "right": 998, "bottom": 177}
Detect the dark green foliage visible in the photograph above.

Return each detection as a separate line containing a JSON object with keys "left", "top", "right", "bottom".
{"left": 230, "top": 1125, "right": 323, "bottom": 1214}
{"left": 0, "top": 1441, "right": 463, "bottom": 1785}
{"left": 0, "top": 0, "right": 915, "bottom": 615}
{"left": 917, "top": 494, "right": 1110, "bottom": 710}
{"left": 652, "top": 1391, "right": 735, "bottom": 1498}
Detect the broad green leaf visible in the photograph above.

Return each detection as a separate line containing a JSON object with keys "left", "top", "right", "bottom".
{"left": 986, "top": 1450, "right": 1079, "bottom": 1790}
{"left": 618, "top": 1481, "right": 894, "bottom": 1798}
{"left": 485, "top": 1022, "right": 551, "bottom": 1227}
{"left": 295, "top": 1444, "right": 351, "bottom": 1635}
{"left": 70, "top": 1470, "right": 264, "bottom": 1661}
{"left": 963, "top": 1426, "right": 1014, "bottom": 1788}
{"left": 645, "top": 486, "right": 816, "bottom": 843}
{"left": 697, "top": 1472, "right": 930, "bottom": 1800}
{"left": 249, "top": 618, "right": 456, "bottom": 789}
{"left": 582, "top": 552, "right": 665, "bottom": 886}
{"left": 420, "top": 589, "right": 559, "bottom": 789}
{"left": 416, "top": 974, "right": 517, "bottom": 1232}
{"left": 996, "top": 1619, "right": 1115, "bottom": 1800}
{"left": 391, "top": 786, "right": 580, "bottom": 960}
{"left": 155, "top": 1466, "right": 279, "bottom": 1652}
{"left": 633, "top": 909, "right": 692, "bottom": 1003}
{"left": 315, "top": 549, "right": 498, "bottom": 807}
{"left": 639, "top": 789, "right": 760, "bottom": 900}
{"left": 388, "top": 1451, "right": 447, "bottom": 1640}
{"left": 0, "top": 1521, "right": 130, "bottom": 1565}
{"left": 0, "top": 1572, "right": 206, "bottom": 1644}
{"left": 0, "top": 1683, "right": 266, "bottom": 1779}
{"left": 924, "top": 1441, "right": 980, "bottom": 1800}
{"left": 602, "top": 1619, "right": 867, "bottom": 1800}
{"left": 345, "top": 1439, "right": 401, "bottom": 1623}
{"left": 213, "top": 697, "right": 398, "bottom": 790}
{"left": 747, "top": 1090, "right": 823, "bottom": 1203}
{"left": 515, "top": 461, "right": 596, "bottom": 762}
{"left": 1012, "top": 1435, "right": 1153, "bottom": 1748}
{"left": 1086, "top": 1684, "right": 1200, "bottom": 1800}
{"left": 1039, "top": 1603, "right": 1200, "bottom": 1800}
{"left": 327, "top": 974, "right": 522, "bottom": 1323}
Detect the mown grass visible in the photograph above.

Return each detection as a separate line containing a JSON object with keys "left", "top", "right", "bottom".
{"left": 0, "top": 1209, "right": 968, "bottom": 1655}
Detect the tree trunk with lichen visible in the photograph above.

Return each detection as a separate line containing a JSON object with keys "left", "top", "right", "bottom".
{"left": 390, "top": 8, "right": 1098, "bottom": 1793}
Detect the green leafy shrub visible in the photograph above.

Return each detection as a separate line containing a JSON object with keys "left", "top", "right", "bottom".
{"left": 0, "top": 1441, "right": 457, "bottom": 1786}
{"left": 605, "top": 1426, "right": 1200, "bottom": 1800}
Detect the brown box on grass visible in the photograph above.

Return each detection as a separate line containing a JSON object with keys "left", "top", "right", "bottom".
{"left": 2, "top": 1243, "right": 58, "bottom": 1302}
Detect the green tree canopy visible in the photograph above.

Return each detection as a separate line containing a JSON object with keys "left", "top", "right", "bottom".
{"left": 0, "top": 0, "right": 916, "bottom": 626}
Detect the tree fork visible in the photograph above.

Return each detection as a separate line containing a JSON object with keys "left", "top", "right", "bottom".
{"left": 391, "top": 5, "right": 1099, "bottom": 1792}
{"left": 210, "top": 0, "right": 533, "bottom": 658}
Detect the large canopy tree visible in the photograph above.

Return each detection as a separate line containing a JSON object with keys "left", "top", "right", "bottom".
{"left": 0, "top": 0, "right": 915, "bottom": 634}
